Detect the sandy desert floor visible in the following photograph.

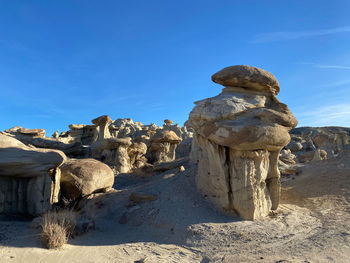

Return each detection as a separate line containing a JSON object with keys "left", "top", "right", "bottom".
{"left": 1, "top": 150, "right": 349, "bottom": 263}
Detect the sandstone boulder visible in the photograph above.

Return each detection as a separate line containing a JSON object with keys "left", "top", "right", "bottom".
{"left": 60, "top": 158, "right": 114, "bottom": 200}
{"left": 211, "top": 65, "right": 280, "bottom": 95}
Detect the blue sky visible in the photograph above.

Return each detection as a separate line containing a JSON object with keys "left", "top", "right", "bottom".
{"left": 0, "top": 0, "right": 349, "bottom": 135}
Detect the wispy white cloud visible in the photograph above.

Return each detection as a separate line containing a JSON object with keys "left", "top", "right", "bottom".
{"left": 296, "top": 104, "right": 350, "bottom": 127}
{"left": 315, "top": 64, "right": 350, "bottom": 70}
{"left": 251, "top": 26, "right": 350, "bottom": 43}
{"left": 300, "top": 62, "right": 350, "bottom": 70}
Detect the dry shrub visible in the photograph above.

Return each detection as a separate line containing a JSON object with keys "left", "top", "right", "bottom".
{"left": 41, "top": 209, "right": 77, "bottom": 249}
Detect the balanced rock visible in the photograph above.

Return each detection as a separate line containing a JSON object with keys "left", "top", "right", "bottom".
{"left": 60, "top": 158, "right": 114, "bottom": 200}
{"left": 188, "top": 65, "right": 297, "bottom": 220}
{"left": 211, "top": 65, "right": 280, "bottom": 95}
{"left": 0, "top": 133, "right": 66, "bottom": 215}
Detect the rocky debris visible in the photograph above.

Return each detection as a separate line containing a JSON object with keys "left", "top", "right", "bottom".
{"left": 128, "top": 140, "right": 148, "bottom": 169}
{"left": 188, "top": 65, "right": 297, "bottom": 220}
{"left": 60, "top": 158, "right": 114, "bottom": 200}
{"left": 110, "top": 118, "right": 143, "bottom": 138}
{"left": 0, "top": 133, "right": 66, "bottom": 215}
{"left": 129, "top": 192, "right": 158, "bottom": 203}
{"left": 279, "top": 149, "right": 296, "bottom": 165}
{"left": 311, "top": 149, "right": 327, "bottom": 162}
{"left": 67, "top": 124, "right": 97, "bottom": 145}
{"left": 48, "top": 116, "right": 192, "bottom": 173}
{"left": 284, "top": 127, "right": 349, "bottom": 164}
{"left": 278, "top": 149, "right": 298, "bottom": 176}
{"left": 52, "top": 130, "right": 59, "bottom": 138}
{"left": 149, "top": 130, "right": 182, "bottom": 164}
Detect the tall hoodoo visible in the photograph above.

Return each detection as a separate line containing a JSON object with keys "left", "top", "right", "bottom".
{"left": 188, "top": 65, "right": 297, "bottom": 220}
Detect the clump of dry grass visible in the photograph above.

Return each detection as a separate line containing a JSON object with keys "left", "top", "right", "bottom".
{"left": 41, "top": 209, "right": 77, "bottom": 249}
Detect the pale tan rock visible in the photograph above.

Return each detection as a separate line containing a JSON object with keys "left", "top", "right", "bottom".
{"left": 91, "top": 115, "right": 112, "bottom": 143}
{"left": 67, "top": 124, "right": 96, "bottom": 145}
{"left": 60, "top": 158, "right": 114, "bottom": 200}
{"left": 91, "top": 116, "right": 134, "bottom": 174}
{"left": 211, "top": 65, "right": 280, "bottom": 95}
{"left": 0, "top": 133, "right": 66, "bottom": 215}
{"left": 149, "top": 130, "right": 182, "bottom": 164}
{"left": 128, "top": 141, "right": 147, "bottom": 169}
{"left": 188, "top": 65, "right": 297, "bottom": 220}
{"left": 52, "top": 130, "right": 59, "bottom": 138}
{"left": 18, "top": 127, "right": 46, "bottom": 137}
{"left": 312, "top": 149, "right": 327, "bottom": 162}
{"left": 280, "top": 149, "right": 296, "bottom": 165}
{"left": 163, "top": 119, "right": 173, "bottom": 127}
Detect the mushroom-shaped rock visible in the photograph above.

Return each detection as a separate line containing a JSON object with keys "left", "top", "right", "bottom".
{"left": 92, "top": 137, "right": 133, "bottom": 174}
{"left": 0, "top": 133, "right": 66, "bottom": 215}
{"left": 149, "top": 130, "right": 182, "bottom": 163}
{"left": 163, "top": 119, "right": 174, "bottom": 127}
{"left": 60, "top": 158, "right": 114, "bottom": 200}
{"left": 211, "top": 65, "right": 280, "bottom": 95}
{"left": 91, "top": 115, "right": 112, "bottom": 143}
{"left": 188, "top": 65, "right": 297, "bottom": 220}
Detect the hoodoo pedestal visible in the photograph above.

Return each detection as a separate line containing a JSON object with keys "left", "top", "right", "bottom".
{"left": 188, "top": 65, "right": 297, "bottom": 220}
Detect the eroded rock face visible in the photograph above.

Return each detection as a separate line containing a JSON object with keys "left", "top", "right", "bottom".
{"left": 60, "top": 158, "right": 114, "bottom": 200}
{"left": 0, "top": 133, "right": 66, "bottom": 215}
{"left": 189, "top": 65, "right": 297, "bottom": 220}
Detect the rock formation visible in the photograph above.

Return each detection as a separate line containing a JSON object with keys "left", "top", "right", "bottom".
{"left": 0, "top": 133, "right": 66, "bottom": 215}
{"left": 60, "top": 158, "right": 114, "bottom": 200}
{"left": 149, "top": 130, "right": 182, "bottom": 164}
{"left": 188, "top": 65, "right": 297, "bottom": 220}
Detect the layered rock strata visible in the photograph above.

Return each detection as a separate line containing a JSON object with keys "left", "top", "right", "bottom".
{"left": 0, "top": 133, "right": 66, "bottom": 215}
{"left": 188, "top": 65, "right": 297, "bottom": 220}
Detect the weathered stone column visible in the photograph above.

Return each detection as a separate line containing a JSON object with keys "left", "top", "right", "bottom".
{"left": 188, "top": 65, "right": 297, "bottom": 220}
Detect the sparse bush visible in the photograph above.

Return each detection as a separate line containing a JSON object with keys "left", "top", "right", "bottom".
{"left": 41, "top": 209, "right": 77, "bottom": 249}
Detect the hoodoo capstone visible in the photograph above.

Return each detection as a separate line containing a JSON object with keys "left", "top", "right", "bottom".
{"left": 189, "top": 65, "right": 297, "bottom": 220}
